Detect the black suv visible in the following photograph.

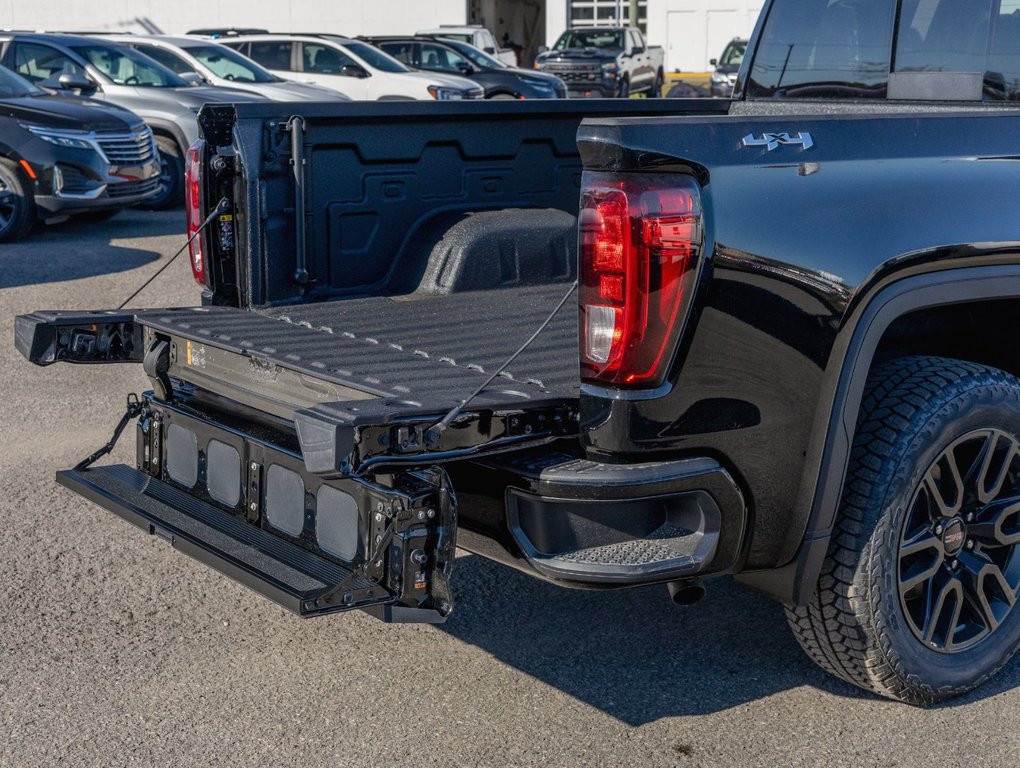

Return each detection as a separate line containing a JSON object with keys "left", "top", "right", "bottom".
{"left": 0, "top": 65, "right": 159, "bottom": 242}
{"left": 366, "top": 36, "right": 566, "bottom": 99}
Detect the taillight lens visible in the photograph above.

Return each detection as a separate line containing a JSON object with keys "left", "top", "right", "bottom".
{"left": 184, "top": 140, "right": 206, "bottom": 287}
{"left": 579, "top": 172, "right": 703, "bottom": 387}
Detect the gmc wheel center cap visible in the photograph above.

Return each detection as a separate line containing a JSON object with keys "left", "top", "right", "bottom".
{"left": 942, "top": 518, "right": 967, "bottom": 555}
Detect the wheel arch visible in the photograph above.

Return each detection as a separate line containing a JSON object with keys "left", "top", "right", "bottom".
{"left": 737, "top": 262, "right": 1020, "bottom": 605}
{"left": 146, "top": 120, "right": 188, "bottom": 155}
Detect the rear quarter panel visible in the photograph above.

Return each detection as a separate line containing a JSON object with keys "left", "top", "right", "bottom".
{"left": 578, "top": 109, "right": 1020, "bottom": 569}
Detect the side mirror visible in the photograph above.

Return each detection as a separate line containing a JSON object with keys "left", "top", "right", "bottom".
{"left": 456, "top": 62, "right": 474, "bottom": 75}
{"left": 179, "top": 72, "right": 205, "bottom": 86}
{"left": 57, "top": 72, "right": 95, "bottom": 93}
{"left": 632, "top": 46, "right": 645, "bottom": 55}
{"left": 340, "top": 63, "right": 369, "bottom": 78}
{"left": 710, "top": 58, "right": 718, "bottom": 67}
{"left": 537, "top": 45, "right": 548, "bottom": 54}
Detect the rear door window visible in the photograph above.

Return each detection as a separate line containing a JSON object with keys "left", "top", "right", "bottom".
{"left": 748, "top": 0, "right": 1020, "bottom": 100}
{"left": 248, "top": 41, "right": 293, "bottom": 71}
{"left": 419, "top": 42, "right": 470, "bottom": 72}
{"left": 10, "top": 42, "right": 86, "bottom": 85}
{"left": 301, "top": 43, "right": 356, "bottom": 74}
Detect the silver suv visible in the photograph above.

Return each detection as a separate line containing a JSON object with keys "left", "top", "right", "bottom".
{"left": 0, "top": 33, "right": 265, "bottom": 208}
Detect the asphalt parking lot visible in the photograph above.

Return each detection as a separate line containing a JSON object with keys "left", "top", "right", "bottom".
{"left": 2, "top": 210, "right": 1020, "bottom": 768}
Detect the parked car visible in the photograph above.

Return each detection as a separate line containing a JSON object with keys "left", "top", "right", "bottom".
{"left": 216, "top": 34, "right": 483, "bottom": 101}
{"left": 366, "top": 35, "right": 565, "bottom": 99}
{"left": 106, "top": 36, "right": 350, "bottom": 103}
{"left": 27, "top": 0, "right": 1020, "bottom": 709}
{"left": 415, "top": 25, "right": 517, "bottom": 67}
{"left": 710, "top": 37, "right": 747, "bottom": 97}
{"left": 0, "top": 64, "right": 159, "bottom": 241}
{"left": 535, "top": 26, "right": 664, "bottom": 98}
{"left": 0, "top": 33, "right": 264, "bottom": 208}
{"left": 186, "top": 28, "right": 269, "bottom": 38}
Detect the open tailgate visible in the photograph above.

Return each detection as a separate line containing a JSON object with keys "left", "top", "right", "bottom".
{"left": 15, "top": 291, "right": 578, "bottom": 622}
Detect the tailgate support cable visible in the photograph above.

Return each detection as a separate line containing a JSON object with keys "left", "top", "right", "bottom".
{"left": 74, "top": 393, "right": 145, "bottom": 472}
{"left": 116, "top": 197, "right": 229, "bottom": 310}
{"left": 425, "top": 280, "right": 578, "bottom": 444}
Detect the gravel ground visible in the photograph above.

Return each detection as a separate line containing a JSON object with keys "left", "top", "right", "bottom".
{"left": 1, "top": 209, "right": 1019, "bottom": 768}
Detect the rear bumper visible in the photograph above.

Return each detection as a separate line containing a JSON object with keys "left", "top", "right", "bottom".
{"left": 451, "top": 452, "right": 747, "bottom": 588}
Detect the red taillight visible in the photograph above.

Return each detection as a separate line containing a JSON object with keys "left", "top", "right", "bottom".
{"left": 579, "top": 172, "right": 703, "bottom": 387}
{"left": 184, "top": 140, "right": 206, "bottom": 286}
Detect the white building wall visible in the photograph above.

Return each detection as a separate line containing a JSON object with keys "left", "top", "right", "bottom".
{"left": 546, "top": 0, "right": 567, "bottom": 47}
{"left": 1, "top": 0, "right": 467, "bottom": 36}
{"left": 646, "top": 0, "right": 763, "bottom": 73}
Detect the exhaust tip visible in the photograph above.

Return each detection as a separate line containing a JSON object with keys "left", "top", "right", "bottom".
{"left": 667, "top": 580, "right": 706, "bottom": 606}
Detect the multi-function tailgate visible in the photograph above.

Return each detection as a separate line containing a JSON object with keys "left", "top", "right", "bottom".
{"left": 14, "top": 288, "right": 579, "bottom": 622}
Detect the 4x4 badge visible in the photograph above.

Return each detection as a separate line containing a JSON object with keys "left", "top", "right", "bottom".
{"left": 742, "top": 132, "right": 814, "bottom": 151}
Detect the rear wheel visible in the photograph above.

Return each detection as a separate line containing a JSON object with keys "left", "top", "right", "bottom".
{"left": 787, "top": 356, "right": 1020, "bottom": 703}
{"left": 141, "top": 136, "right": 183, "bottom": 210}
{"left": 0, "top": 158, "right": 35, "bottom": 242}
{"left": 652, "top": 70, "right": 664, "bottom": 97}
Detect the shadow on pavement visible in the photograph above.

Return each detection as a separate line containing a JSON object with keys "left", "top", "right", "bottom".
{"left": 439, "top": 553, "right": 867, "bottom": 724}
{"left": 0, "top": 210, "right": 183, "bottom": 289}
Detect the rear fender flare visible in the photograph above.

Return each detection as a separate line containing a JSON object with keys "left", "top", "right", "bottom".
{"left": 738, "top": 262, "right": 1020, "bottom": 604}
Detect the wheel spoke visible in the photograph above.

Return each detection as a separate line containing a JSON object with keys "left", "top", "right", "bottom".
{"left": 971, "top": 432, "right": 1018, "bottom": 505}
{"left": 900, "top": 528, "right": 942, "bottom": 558}
{"left": 972, "top": 496, "right": 1020, "bottom": 547}
{"left": 922, "top": 572, "right": 962, "bottom": 646}
{"left": 923, "top": 454, "right": 963, "bottom": 518}
{"left": 959, "top": 552, "right": 1016, "bottom": 633}
{"left": 899, "top": 542, "right": 945, "bottom": 593}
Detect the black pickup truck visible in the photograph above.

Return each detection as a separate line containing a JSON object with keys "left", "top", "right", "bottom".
{"left": 16, "top": 0, "right": 1020, "bottom": 705}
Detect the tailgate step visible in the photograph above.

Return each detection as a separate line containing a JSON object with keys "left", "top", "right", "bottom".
{"left": 58, "top": 464, "right": 396, "bottom": 618}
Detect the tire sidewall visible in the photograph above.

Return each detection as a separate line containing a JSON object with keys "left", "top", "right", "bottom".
{"left": 865, "top": 382, "right": 1020, "bottom": 693}
{"left": 0, "top": 159, "right": 34, "bottom": 242}
{"left": 143, "top": 137, "right": 183, "bottom": 210}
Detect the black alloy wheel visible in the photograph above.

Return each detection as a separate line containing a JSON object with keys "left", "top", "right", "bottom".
{"left": 0, "top": 158, "right": 35, "bottom": 242}
{"left": 787, "top": 356, "right": 1020, "bottom": 703}
{"left": 898, "top": 429, "right": 1020, "bottom": 652}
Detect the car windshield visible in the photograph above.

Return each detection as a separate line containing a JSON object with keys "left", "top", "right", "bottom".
{"left": 720, "top": 40, "right": 747, "bottom": 67}
{"left": 342, "top": 41, "right": 411, "bottom": 73}
{"left": 184, "top": 44, "right": 278, "bottom": 83}
{"left": 0, "top": 65, "right": 41, "bottom": 97}
{"left": 554, "top": 30, "right": 624, "bottom": 51}
{"left": 441, "top": 38, "right": 507, "bottom": 69}
{"left": 71, "top": 44, "right": 187, "bottom": 87}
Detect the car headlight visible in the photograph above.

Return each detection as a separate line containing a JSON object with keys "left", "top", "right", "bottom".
{"left": 711, "top": 73, "right": 730, "bottom": 84}
{"left": 21, "top": 124, "right": 94, "bottom": 150}
{"left": 601, "top": 62, "right": 619, "bottom": 73}
{"left": 427, "top": 86, "right": 466, "bottom": 100}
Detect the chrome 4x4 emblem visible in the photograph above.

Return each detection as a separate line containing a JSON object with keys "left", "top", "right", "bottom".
{"left": 742, "top": 132, "right": 814, "bottom": 151}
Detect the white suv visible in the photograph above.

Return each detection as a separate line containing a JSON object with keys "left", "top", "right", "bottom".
{"left": 218, "top": 34, "right": 483, "bottom": 101}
